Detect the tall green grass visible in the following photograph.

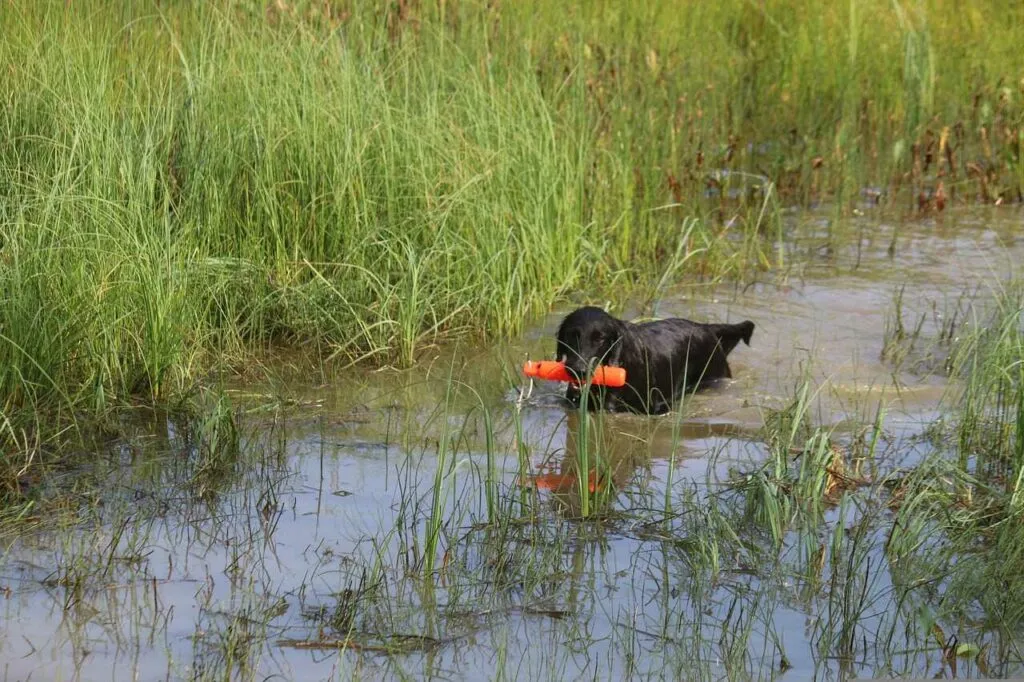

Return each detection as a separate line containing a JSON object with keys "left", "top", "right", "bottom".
{"left": 873, "top": 278, "right": 1024, "bottom": 658}
{"left": 1, "top": 0, "right": 1022, "bottom": 425}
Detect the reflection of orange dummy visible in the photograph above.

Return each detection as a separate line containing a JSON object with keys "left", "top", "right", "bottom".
{"left": 518, "top": 470, "right": 606, "bottom": 494}
{"left": 522, "top": 361, "right": 626, "bottom": 388}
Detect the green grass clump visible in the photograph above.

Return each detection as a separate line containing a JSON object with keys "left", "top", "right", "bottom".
{"left": 876, "top": 279, "right": 1024, "bottom": 650}
{"left": 1, "top": 0, "right": 1022, "bottom": 430}
{"left": 950, "top": 281, "right": 1024, "bottom": 479}
{"left": 1, "top": 3, "right": 598, "bottom": 409}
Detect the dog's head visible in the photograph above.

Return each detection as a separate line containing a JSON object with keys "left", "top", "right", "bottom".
{"left": 555, "top": 306, "right": 624, "bottom": 382}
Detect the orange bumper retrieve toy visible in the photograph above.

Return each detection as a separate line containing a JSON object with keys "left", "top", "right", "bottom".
{"left": 522, "top": 360, "right": 626, "bottom": 387}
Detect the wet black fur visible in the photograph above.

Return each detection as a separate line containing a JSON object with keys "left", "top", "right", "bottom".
{"left": 555, "top": 306, "right": 755, "bottom": 415}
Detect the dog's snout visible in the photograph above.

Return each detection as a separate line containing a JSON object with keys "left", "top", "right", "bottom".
{"left": 562, "top": 359, "right": 586, "bottom": 381}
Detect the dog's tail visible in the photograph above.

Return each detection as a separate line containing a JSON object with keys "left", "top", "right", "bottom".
{"left": 712, "top": 320, "right": 756, "bottom": 354}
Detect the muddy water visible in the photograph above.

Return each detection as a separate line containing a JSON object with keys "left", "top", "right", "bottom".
{"left": 2, "top": 206, "right": 1023, "bottom": 681}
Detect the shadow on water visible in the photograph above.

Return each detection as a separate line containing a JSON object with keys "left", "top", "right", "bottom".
{"left": 4, "top": 205, "right": 1024, "bottom": 680}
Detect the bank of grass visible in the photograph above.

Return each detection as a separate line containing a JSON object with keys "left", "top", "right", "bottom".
{"left": 1, "top": 0, "right": 1022, "bottom": 426}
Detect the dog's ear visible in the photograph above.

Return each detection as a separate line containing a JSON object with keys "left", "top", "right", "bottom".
{"left": 556, "top": 335, "right": 574, "bottom": 363}
{"left": 603, "top": 319, "right": 625, "bottom": 366}
{"left": 555, "top": 319, "right": 572, "bottom": 360}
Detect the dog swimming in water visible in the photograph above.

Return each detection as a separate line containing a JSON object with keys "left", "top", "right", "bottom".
{"left": 555, "top": 306, "right": 755, "bottom": 414}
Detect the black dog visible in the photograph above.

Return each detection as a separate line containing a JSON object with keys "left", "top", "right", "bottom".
{"left": 555, "top": 306, "right": 755, "bottom": 414}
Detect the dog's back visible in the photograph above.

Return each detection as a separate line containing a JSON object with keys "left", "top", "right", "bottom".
{"left": 633, "top": 316, "right": 754, "bottom": 391}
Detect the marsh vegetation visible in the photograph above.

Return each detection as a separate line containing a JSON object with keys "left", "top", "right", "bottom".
{"left": 2, "top": 1, "right": 1024, "bottom": 680}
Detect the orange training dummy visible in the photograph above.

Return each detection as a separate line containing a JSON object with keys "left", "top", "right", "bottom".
{"left": 522, "top": 360, "right": 626, "bottom": 387}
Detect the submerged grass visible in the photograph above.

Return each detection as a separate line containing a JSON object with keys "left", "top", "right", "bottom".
{"left": 7, "top": 281, "right": 1024, "bottom": 679}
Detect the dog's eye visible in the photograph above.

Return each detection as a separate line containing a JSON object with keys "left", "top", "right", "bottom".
{"left": 590, "top": 331, "right": 605, "bottom": 345}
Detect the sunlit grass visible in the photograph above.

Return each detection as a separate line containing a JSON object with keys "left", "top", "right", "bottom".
{"left": 2, "top": 0, "right": 1022, "bottom": 429}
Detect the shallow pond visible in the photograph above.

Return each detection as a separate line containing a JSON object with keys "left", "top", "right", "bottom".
{"left": 3, "top": 205, "right": 1024, "bottom": 681}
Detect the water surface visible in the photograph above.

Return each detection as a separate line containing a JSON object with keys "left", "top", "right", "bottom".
{"left": 3, "top": 205, "right": 1023, "bottom": 681}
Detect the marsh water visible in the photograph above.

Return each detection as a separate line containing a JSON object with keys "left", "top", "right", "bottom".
{"left": 3, "top": 205, "right": 1024, "bottom": 681}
